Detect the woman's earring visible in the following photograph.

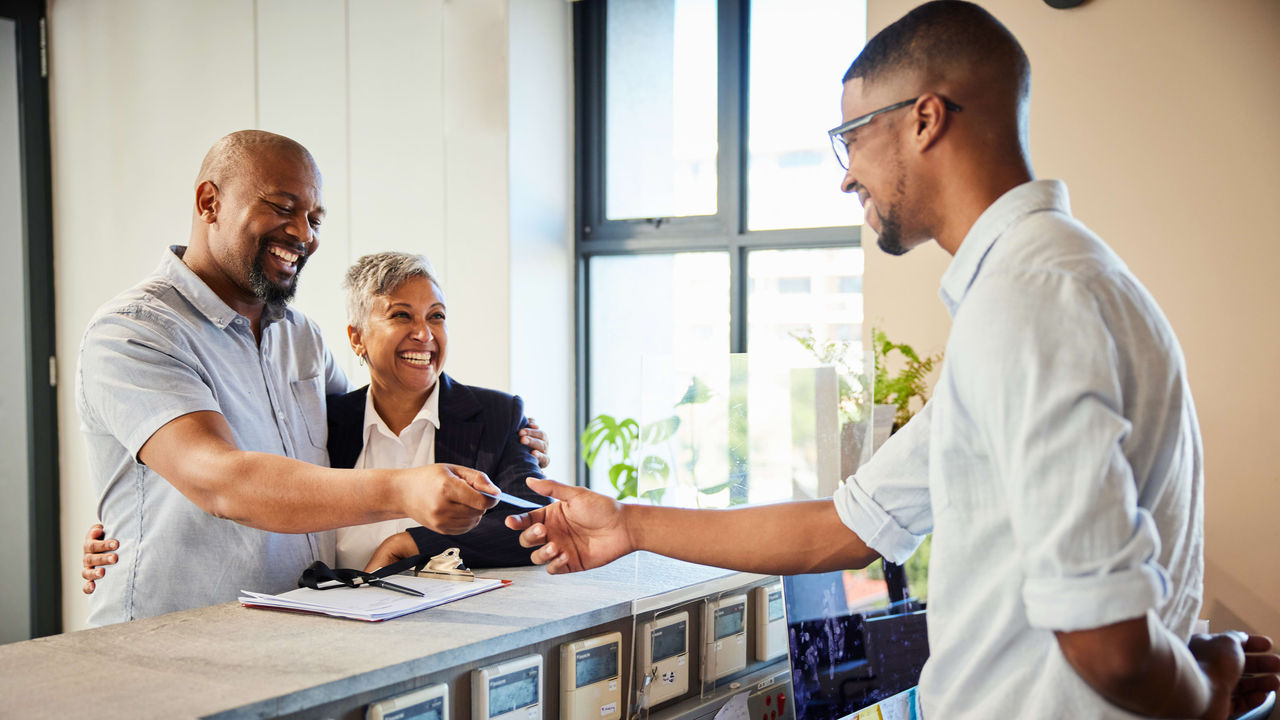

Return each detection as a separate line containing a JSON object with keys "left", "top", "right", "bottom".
{"left": 357, "top": 354, "right": 365, "bottom": 367}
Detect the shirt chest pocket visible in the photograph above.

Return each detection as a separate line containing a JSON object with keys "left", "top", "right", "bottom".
{"left": 290, "top": 375, "right": 328, "bottom": 450}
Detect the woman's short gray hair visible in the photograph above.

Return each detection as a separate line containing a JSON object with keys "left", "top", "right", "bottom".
{"left": 343, "top": 252, "right": 441, "bottom": 331}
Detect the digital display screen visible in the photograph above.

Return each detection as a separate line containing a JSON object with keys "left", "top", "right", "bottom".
{"left": 651, "top": 620, "right": 687, "bottom": 662}
{"left": 768, "top": 590, "right": 784, "bottom": 622}
{"left": 715, "top": 603, "right": 745, "bottom": 640}
{"left": 575, "top": 642, "right": 620, "bottom": 688}
{"left": 782, "top": 572, "right": 929, "bottom": 720}
{"left": 384, "top": 695, "right": 443, "bottom": 720}
{"left": 488, "top": 666, "right": 539, "bottom": 717}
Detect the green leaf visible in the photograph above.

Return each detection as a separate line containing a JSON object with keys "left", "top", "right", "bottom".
{"left": 609, "top": 462, "right": 638, "bottom": 500}
{"left": 640, "top": 487, "right": 667, "bottom": 503}
{"left": 697, "top": 477, "right": 736, "bottom": 495}
{"left": 617, "top": 417, "right": 640, "bottom": 458}
{"left": 675, "top": 376, "right": 714, "bottom": 406}
{"left": 639, "top": 455, "right": 670, "bottom": 483}
{"left": 579, "top": 414, "right": 641, "bottom": 468}
{"left": 642, "top": 415, "right": 680, "bottom": 444}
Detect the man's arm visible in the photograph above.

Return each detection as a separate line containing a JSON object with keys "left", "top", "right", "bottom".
{"left": 1057, "top": 615, "right": 1280, "bottom": 719}
{"left": 139, "top": 410, "right": 498, "bottom": 534}
{"left": 506, "top": 478, "right": 880, "bottom": 576}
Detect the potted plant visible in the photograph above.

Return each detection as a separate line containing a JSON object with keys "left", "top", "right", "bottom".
{"left": 579, "top": 377, "right": 716, "bottom": 503}
{"left": 789, "top": 326, "right": 942, "bottom": 486}
{"left": 871, "top": 327, "right": 942, "bottom": 432}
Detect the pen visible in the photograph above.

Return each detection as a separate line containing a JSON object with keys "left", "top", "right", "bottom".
{"left": 372, "top": 579, "right": 425, "bottom": 597}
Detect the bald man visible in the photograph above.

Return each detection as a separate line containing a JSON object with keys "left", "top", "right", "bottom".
{"left": 76, "top": 130, "right": 501, "bottom": 625}
{"left": 505, "top": 3, "right": 1278, "bottom": 718}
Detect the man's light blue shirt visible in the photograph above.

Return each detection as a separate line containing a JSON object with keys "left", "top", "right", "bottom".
{"left": 833, "top": 180, "right": 1204, "bottom": 718}
{"left": 77, "top": 246, "right": 348, "bottom": 626}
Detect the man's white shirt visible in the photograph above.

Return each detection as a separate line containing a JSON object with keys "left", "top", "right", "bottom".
{"left": 833, "top": 180, "right": 1204, "bottom": 718}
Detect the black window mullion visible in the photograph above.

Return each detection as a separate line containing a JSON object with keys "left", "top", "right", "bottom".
{"left": 579, "top": 235, "right": 733, "bottom": 257}
{"left": 730, "top": 242, "right": 747, "bottom": 354}
{"left": 573, "top": 0, "right": 605, "bottom": 241}
{"left": 586, "top": 214, "right": 726, "bottom": 242}
{"left": 720, "top": 0, "right": 746, "bottom": 353}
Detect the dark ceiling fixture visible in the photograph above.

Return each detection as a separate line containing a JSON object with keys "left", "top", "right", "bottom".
{"left": 1045, "top": 0, "right": 1087, "bottom": 8}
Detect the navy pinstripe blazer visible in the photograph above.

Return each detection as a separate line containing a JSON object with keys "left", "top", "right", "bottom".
{"left": 326, "top": 372, "right": 547, "bottom": 568}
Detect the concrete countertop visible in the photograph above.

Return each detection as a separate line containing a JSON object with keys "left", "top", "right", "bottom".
{"left": 0, "top": 553, "right": 756, "bottom": 719}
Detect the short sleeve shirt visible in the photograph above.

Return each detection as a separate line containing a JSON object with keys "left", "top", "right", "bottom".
{"left": 832, "top": 181, "right": 1204, "bottom": 718}
{"left": 77, "top": 246, "right": 349, "bottom": 626}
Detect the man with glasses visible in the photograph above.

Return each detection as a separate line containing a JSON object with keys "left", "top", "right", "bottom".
{"left": 506, "top": 2, "right": 1279, "bottom": 718}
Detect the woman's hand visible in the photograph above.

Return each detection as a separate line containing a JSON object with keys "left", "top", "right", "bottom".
{"left": 363, "top": 531, "right": 420, "bottom": 573}
{"left": 82, "top": 523, "right": 119, "bottom": 595}
{"left": 520, "top": 418, "right": 551, "bottom": 469}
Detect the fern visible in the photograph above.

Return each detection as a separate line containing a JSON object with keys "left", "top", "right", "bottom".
{"left": 872, "top": 327, "right": 942, "bottom": 429}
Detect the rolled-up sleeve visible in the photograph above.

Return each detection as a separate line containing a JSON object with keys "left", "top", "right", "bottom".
{"left": 962, "top": 271, "right": 1168, "bottom": 632}
{"left": 832, "top": 402, "right": 934, "bottom": 564}
{"left": 78, "top": 308, "right": 221, "bottom": 459}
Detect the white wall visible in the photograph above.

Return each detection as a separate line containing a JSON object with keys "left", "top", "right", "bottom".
{"left": 509, "top": 0, "right": 576, "bottom": 478}
{"left": 49, "top": 0, "right": 574, "bottom": 633}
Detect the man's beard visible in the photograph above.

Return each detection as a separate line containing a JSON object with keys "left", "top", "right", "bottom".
{"left": 248, "top": 237, "right": 306, "bottom": 306}
{"left": 876, "top": 209, "right": 908, "bottom": 256}
{"left": 874, "top": 171, "right": 910, "bottom": 257}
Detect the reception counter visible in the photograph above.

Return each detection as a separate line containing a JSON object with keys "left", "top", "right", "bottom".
{"left": 0, "top": 553, "right": 793, "bottom": 719}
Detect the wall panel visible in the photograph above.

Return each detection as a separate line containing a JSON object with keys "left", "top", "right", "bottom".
{"left": 257, "top": 0, "right": 354, "bottom": 378}
{"left": 508, "top": 0, "right": 575, "bottom": 480}
{"left": 441, "top": 0, "right": 510, "bottom": 392}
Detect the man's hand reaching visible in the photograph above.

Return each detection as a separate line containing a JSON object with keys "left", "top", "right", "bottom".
{"left": 504, "top": 478, "right": 634, "bottom": 574}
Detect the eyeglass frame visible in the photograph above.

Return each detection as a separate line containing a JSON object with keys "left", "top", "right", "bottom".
{"left": 828, "top": 96, "right": 963, "bottom": 170}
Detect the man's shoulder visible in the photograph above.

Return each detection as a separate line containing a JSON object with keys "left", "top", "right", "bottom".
{"left": 83, "top": 272, "right": 194, "bottom": 339}
{"left": 990, "top": 209, "right": 1124, "bottom": 282}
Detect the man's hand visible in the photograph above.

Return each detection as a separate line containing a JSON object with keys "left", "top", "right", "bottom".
{"left": 505, "top": 478, "right": 634, "bottom": 574}
{"left": 363, "top": 531, "right": 419, "bottom": 573}
{"left": 520, "top": 418, "right": 551, "bottom": 470}
{"left": 402, "top": 463, "right": 500, "bottom": 535}
{"left": 1190, "top": 632, "right": 1280, "bottom": 719}
{"left": 81, "top": 523, "right": 118, "bottom": 595}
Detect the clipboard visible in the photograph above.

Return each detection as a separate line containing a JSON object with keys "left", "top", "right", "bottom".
{"left": 239, "top": 548, "right": 509, "bottom": 621}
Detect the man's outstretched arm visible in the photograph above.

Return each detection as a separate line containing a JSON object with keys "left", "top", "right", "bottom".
{"left": 505, "top": 478, "right": 880, "bottom": 576}
{"left": 140, "top": 410, "right": 499, "bottom": 534}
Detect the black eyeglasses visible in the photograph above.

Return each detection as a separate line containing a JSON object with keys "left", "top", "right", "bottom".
{"left": 828, "top": 96, "right": 963, "bottom": 170}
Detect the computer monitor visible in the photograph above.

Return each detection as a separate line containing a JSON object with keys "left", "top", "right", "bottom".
{"left": 782, "top": 569, "right": 928, "bottom": 720}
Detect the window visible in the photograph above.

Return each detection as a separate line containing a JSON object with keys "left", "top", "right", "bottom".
{"left": 575, "top": 0, "right": 868, "bottom": 502}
